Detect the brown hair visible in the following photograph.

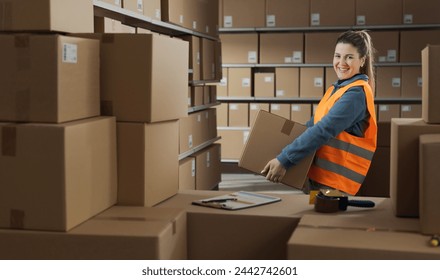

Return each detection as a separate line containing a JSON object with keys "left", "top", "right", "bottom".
{"left": 336, "top": 30, "right": 376, "bottom": 89}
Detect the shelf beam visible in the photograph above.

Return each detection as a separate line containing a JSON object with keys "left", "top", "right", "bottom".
{"left": 178, "top": 137, "right": 221, "bottom": 161}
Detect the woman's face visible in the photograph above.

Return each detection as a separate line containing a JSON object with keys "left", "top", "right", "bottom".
{"left": 333, "top": 42, "right": 365, "bottom": 80}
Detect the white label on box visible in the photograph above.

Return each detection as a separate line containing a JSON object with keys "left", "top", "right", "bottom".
{"left": 357, "top": 15, "right": 366, "bottom": 25}
{"left": 378, "top": 56, "right": 387, "bottom": 62}
{"left": 392, "top": 77, "right": 401, "bottom": 88}
{"left": 197, "top": 114, "right": 202, "bottom": 122}
{"left": 137, "top": 0, "right": 143, "bottom": 12}
{"left": 404, "top": 14, "right": 413, "bottom": 24}
{"left": 206, "top": 151, "right": 211, "bottom": 168}
{"left": 230, "top": 104, "right": 239, "bottom": 110}
{"left": 418, "top": 77, "right": 423, "bottom": 87}
{"left": 250, "top": 104, "right": 259, "bottom": 110}
{"left": 271, "top": 104, "right": 280, "bottom": 111}
{"left": 243, "top": 131, "right": 250, "bottom": 144}
{"left": 291, "top": 105, "right": 301, "bottom": 112}
{"left": 62, "top": 43, "right": 77, "bottom": 64}
{"left": 276, "top": 90, "right": 285, "bottom": 97}
{"left": 387, "top": 50, "right": 397, "bottom": 62}
{"left": 188, "top": 135, "right": 193, "bottom": 148}
{"left": 248, "top": 51, "right": 257, "bottom": 63}
{"left": 267, "top": 15, "right": 276, "bottom": 27}
{"left": 314, "top": 77, "right": 323, "bottom": 87}
{"left": 155, "top": 9, "right": 161, "bottom": 19}
{"left": 197, "top": 52, "right": 201, "bottom": 65}
{"left": 242, "top": 78, "right": 251, "bottom": 87}
{"left": 187, "top": 97, "right": 191, "bottom": 106}
{"left": 264, "top": 76, "right": 273, "bottom": 83}
{"left": 311, "top": 13, "right": 320, "bottom": 26}
{"left": 220, "top": 77, "right": 227, "bottom": 86}
{"left": 379, "top": 105, "right": 389, "bottom": 111}
{"left": 193, "top": 21, "right": 197, "bottom": 30}
{"left": 191, "top": 159, "right": 196, "bottom": 177}
{"left": 206, "top": 25, "right": 210, "bottom": 33}
{"left": 402, "top": 105, "right": 411, "bottom": 112}
{"left": 293, "top": 51, "right": 302, "bottom": 63}
{"left": 224, "top": 16, "right": 233, "bottom": 27}
{"left": 285, "top": 57, "right": 293, "bottom": 63}
{"left": 179, "top": 15, "right": 184, "bottom": 24}
{"left": 205, "top": 111, "right": 209, "bottom": 119}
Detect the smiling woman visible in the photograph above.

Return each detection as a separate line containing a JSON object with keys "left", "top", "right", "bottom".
{"left": 262, "top": 30, "right": 378, "bottom": 196}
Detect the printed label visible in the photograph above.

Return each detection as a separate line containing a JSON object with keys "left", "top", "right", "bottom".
{"left": 62, "top": 43, "right": 77, "bottom": 64}
{"left": 230, "top": 104, "right": 239, "bottom": 110}
{"left": 357, "top": 15, "right": 366, "bottom": 25}
{"left": 293, "top": 51, "right": 302, "bottom": 63}
{"left": 392, "top": 78, "right": 401, "bottom": 88}
{"left": 224, "top": 16, "right": 233, "bottom": 27}
{"left": 314, "top": 77, "right": 323, "bottom": 87}
{"left": 248, "top": 51, "right": 257, "bottom": 63}
{"left": 276, "top": 90, "right": 285, "bottom": 97}
{"left": 404, "top": 14, "right": 413, "bottom": 24}
{"left": 311, "top": 13, "right": 320, "bottom": 26}
{"left": 418, "top": 77, "right": 423, "bottom": 87}
{"left": 387, "top": 50, "right": 397, "bottom": 62}
{"left": 264, "top": 76, "right": 273, "bottom": 83}
{"left": 379, "top": 105, "right": 389, "bottom": 111}
{"left": 401, "top": 105, "right": 411, "bottom": 112}
{"left": 250, "top": 104, "right": 259, "bottom": 110}
{"left": 271, "top": 104, "right": 280, "bottom": 111}
{"left": 267, "top": 15, "right": 276, "bottom": 27}
{"left": 191, "top": 159, "right": 196, "bottom": 177}
{"left": 242, "top": 78, "right": 251, "bottom": 87}
{"left": 137, "top": 0, "right": 143, "bottom": 12}
{"left": 291, "top": 105, "right": 300, "bottom": 112}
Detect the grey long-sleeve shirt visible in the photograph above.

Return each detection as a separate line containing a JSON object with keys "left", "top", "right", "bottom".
{"left": 276, "top": 73, "right": 370, "bottom": 169}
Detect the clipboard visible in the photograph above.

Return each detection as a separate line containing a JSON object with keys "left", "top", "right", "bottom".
{"left": 192, "top": 191, "right": 281, "bottom": 210}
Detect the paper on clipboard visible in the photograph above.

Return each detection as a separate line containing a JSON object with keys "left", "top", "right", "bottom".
{"left": 192, "top": 191, "right": 281, "bottom": 210}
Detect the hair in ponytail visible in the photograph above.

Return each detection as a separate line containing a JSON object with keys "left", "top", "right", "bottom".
{"left": 336, "top": 30, "right": 376, "bottom": 90}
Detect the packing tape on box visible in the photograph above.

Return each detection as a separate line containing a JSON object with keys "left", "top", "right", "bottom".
{"left": 2, "top": 126, "right": 16, "bottom": 157}
{"left": 10, "top": 209, "right": 25, "bottom": 229}
{"left": 281, "top": 120, "right": 294, "bottom": 136}
{"left": 0, "top": 2, "right": 12, "bottom": 30}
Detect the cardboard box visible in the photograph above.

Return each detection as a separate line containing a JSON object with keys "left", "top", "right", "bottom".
{"left": 190, "top": 144, "right": 221, "bottom": 190}
{"left": 358, "top": 146, "right": 390, "bottom": 197}
{"left": 0, "top": 0, "right": 93, "bottom": 33}
{"left": 228, "top": 68, "right": 252, "bottom": 98}
{"left": 401, "top": 104, "right": 422, "bottom": 118}
{"left": 179, "top": 157, "right": 196, "bottom": 191}
{"left": 305, "top": 32, "right": 340, "bottom": 64}
{"left": 403, "top": 0, "right": 440, "bottom": 24}
{"left": 228, "top": 103, "right": 249, "bottom": 127}
{"left": 254, "top": 72, "right": 275, "bottom": 98}
{"left": 400, "top": 30, "right": 440, "bottom": 62}
{"left": 290, "top": 104, "right": 312, "bottom": 125}
{"left": 161, "top": 0, "right": 186, "bottom": 28}
{"left": 276, "top": 68, "right": 300, "bottom": 98}
{"left": 220, "top": 33, "right": 258, "bottom": 64}
{"left": 355, "top": 0, "right": 402, "bottom": 25}
{"left": 270, "top": 104, "right": 290, "bottom": 120}
{"left": 216, "top": 68, "right": 228, "bottom": 97}
{"left": 375, "top": 67, "right": 401, "bottom": 98}
{"left": 288, "top": 207, "right": 439, "bottom": 260}
{"left": 190, "top": 86, "right": 204, "bottom": 107}
{"left": 201, "top": 108, "right": 218, "bottom": 145}
{"left": 265, "top": 0, "right": 309, "bottom": 27}
{"left": 419, "top": 134, "right": 440, "bottom": 234}
{"left": 370, "top": 31, "right": 399, "bottom": 63}
{"left": 378, "top": 104, "right": 400, "bottom": 122}
{"left": 401, "top": 66, "right": 422, "bottom": 98}
{"left": 76, "top": 33, "right": 188, "bottom": 123}
{"left": 117, "top": 121, "right": 179, "bottom": 207}
{"left": 310, "top": 0, "right": 355, "bottom": 26}
{"left": 216, "top": 103, "right": 228, "bottom": 127}
{"left": 218, "top": 128, "right": 249, "bottom": 160}
{"left": 422, "top": 45, "right": 440, "bottom": 124}
{"left": 94, "top": 17, "right": 136, "bottom": 33}
{"left": 201, "top": 38, "right": 216, "bottom": 81}
{"left": 300, "top": 68, "right": 324, "bottom": 98}
{"left": 157, "top": 190, "right": 307, "bottom": 259}
{"left": 239, "top": 110, "right": 315, "bottom": 190}
{"left": 0, "top": 34, "right": 100, "bottom": 123}
{"left": 179, "top": 111, "right": 203, "bottom": 154}
{"left": 180, "top": 35, "right": 200, "bottom": 81}
{"left": 222, "top": 0, "right": 265, "bottom": 28}
{"left": 0, "top": 207, "right": 187, "bottom": 260}
{"left": 259, "top": 33, "right": 303, "bottom": 64}
{"left": 0, "top": 117, "right": 117, "bottom": 231}
{"left": 390, "top": 118, "right": 440, "bottom": 217}
{"left": 124, "top": 0, "right": 161, "bottom": 20}
{"left": 249, "top": 104, "right": 270, "bottom": 126}
{"left": 96, "top": 0, "right": 122, "bottom": 7}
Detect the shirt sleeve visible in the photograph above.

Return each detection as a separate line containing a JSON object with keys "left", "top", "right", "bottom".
{"left": 277, "top": 86, "right": 367, "bottom": 169}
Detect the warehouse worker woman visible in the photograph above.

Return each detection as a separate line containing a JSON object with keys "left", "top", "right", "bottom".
{"left": 262, "top": 30, "right": 377, "bottom": 195}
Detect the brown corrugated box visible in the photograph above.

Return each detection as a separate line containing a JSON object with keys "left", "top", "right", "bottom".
{"left": 305, "top": 32, "right": 339, "bottom": 64}
{"left": 270, "top": 104, "right": 290, "bottom": 120}
{"left": 190, "top": 144, "right": 221, "bottom": 190}
{"left": 0, "top": 34, "right": 100, "bottom": 123}
{"left": 220, "top": 33, "right": 258, "bottom": 64}
{"left": 375, "top": 67, "right": 401, "bottom": 98}
{"left": 76, "top": 33, "right": 188, "bottom": 123}
{"left": 401, "top": 66, "right": 422, "bottom": 98}
{"left": 290, "top": 104, "right": 311, "bottom": 125}
{"left": 0, "top": 207, "right": 187, "bottom": 260}
{"left": 0, "top": 117, "right": 117, "bottom": 231}
{"left": 358, "top": 146, "right": 390, "bottom": 197}
{"left": 310, "top": 0, "right": 355, "bottom": 26}
{"left": 419, "top": 134, "right": 440, "bottom": 235}
{"left": 239, "top": 110, "right": 315, "bottom": 190}
{"left": 288, "top": 203, "right": 440, "bottom": 260}
{"left": 201, "top": 38, "right": 216, "bottom": 81}
{"left": 300, "top": 68, "right": 324, "bottom": 98}
{"left": 179, "top": 157, "right": 196, "bottom": 191}
{"left": 400, "top": 30, "right": 440, "bottom": 62}
{"left": 254, "top": 72, "right": 275, "bottom": 98}
{"left": 180, "top": 35, "right": 200, "bottom": 81}
{"left": 161, "top": 0, "right": 186, "bottom": 29}
{"left": 370, "top": 31, "right": 399, "bottom": 63}
{"left": 259, "top": 33, "right": 304, "bottom": 64}
{"left": 117, "top": 120, "right": 179, "bottom": 207}
{"left": 401, "top": 104, "right": 422, "bottom": 118}
{"left": 179, "top": 111, "right": 203, "bottom": 154}
{"left": 222, "top": 0, "right": 265, "bottom": 28}
{"left": 390, "top": 118, "right": 440, "bottom": 217}
{"left": 216, "top": 68, "right": 228, "bottom": 97}
{"left": 218, "top": 128, "right": 249, "bottom": 161}
{"left": 94, "top": 17, "right": 136, "bottom": 33}
{"left": 265, "top": 0, "right": 309, "bottom": 27}
{"left": 96, "top": 0, "right": 122, "bottom": 8}
{"left": 276, "top": 68, "right": 300, "bottom": 98}
{"left": 216, "top": 102, "right": 228, "bottom": 127}
{"left": 228, "top": 68, "right": 252, "bottom": 98}
{"left": 0, "top": 0, "right": 93, "bottom": 33}
{"left": 377, "top": 104, "right": 400, "bottom": 122}
{"left": 355, "top": 0, "right": 402, "bottom": 25}
{"left": 124, "top": 0, "right": 161, "bottom": 20}
{"left": 403, "top": 0, "right": 440, "bottom": 24}
{"left": 228, "top": 103, "right": 249, "bottom": 127}
{"left": 190, "top": 86, "right": 204, "bottom": 107}
{"left": 422, "top": 45, "right": 440, "bottom": 124}
{"left": 249, "top": 104, "right": 269, "bottom": 126}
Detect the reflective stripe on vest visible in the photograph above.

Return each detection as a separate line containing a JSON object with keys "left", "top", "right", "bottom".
{"left": 307, "top": 79, "right": 377, "bottom": 195}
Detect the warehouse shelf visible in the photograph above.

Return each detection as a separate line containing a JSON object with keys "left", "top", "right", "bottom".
{"left": 218, "top": 97, "right": 421, "bottom": 104}
{"left": 219, "top": 24, "right": 440, "bottom": 33}
{"left": 93, "top": 0, "right": 219, "bottom": 41}
{"left": 188, "top": 102, "right": 221, "bottom": 113}
{"left": 178, "top": 136, "right": 221, "bottom": 161}
{"left": 222, "top": 62, "right": 422, "bottom": 68}
{"left": 191, "top": 80, "right": 222, "bottom": 86}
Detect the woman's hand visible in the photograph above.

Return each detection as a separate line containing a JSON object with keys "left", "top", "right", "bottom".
{"left": 261, "top": 158, "right": 286, "bottom": 183}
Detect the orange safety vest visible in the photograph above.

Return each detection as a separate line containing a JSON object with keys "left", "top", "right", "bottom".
{"left": 307, "top": 79, "right": 377, "bottom": 195}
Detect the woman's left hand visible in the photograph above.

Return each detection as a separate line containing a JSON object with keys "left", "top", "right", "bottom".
{"left": 261, "top": 158, "right": 287, "bottom": 183}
